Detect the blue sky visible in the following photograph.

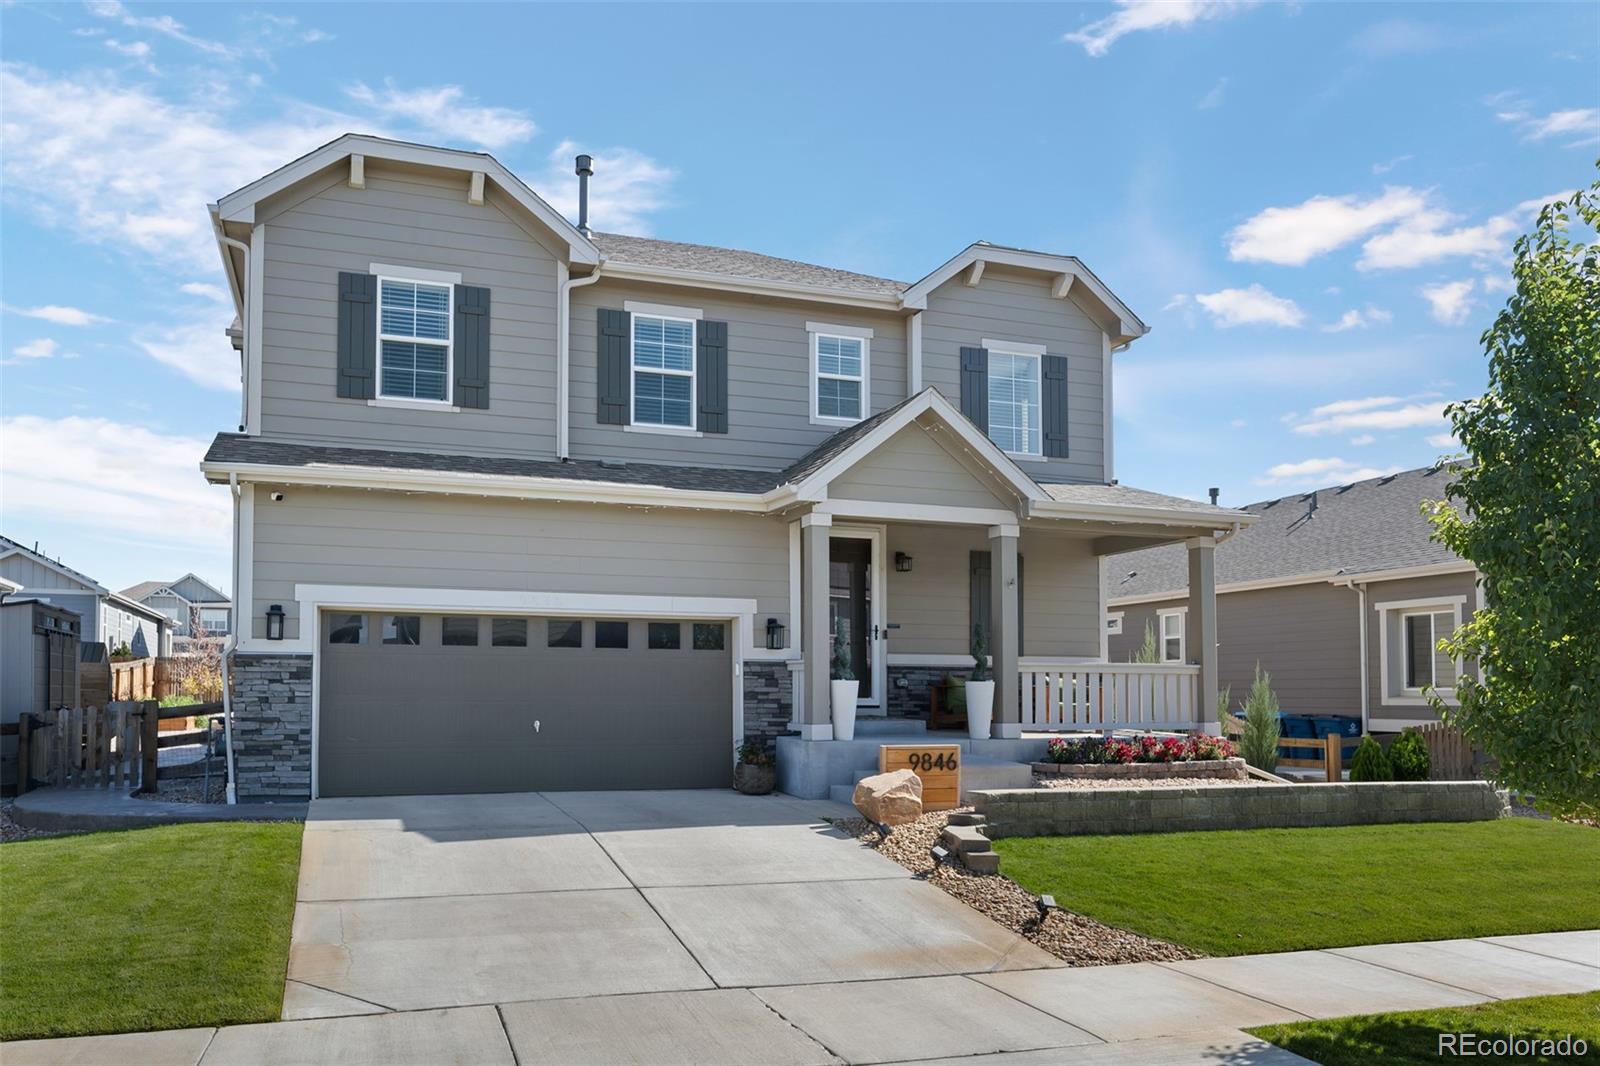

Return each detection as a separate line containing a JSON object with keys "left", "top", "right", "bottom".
{"left": 2, "top": 1, "right": 1596, "bottom": 595}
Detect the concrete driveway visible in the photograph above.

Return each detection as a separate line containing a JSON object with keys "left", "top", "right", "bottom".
{"left": 286, "top": 789, "right": 1062, "bottom": 1017}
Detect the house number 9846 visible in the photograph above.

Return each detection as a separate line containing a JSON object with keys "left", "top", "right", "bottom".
{"left": 911, "top": 752, "right": 958, "bottom": 772}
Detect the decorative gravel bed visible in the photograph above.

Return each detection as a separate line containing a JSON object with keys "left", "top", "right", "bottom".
{"left": 133, "top": 777, "right": 227, "bottom": 804}
{"left": 0, "top": 800, "right": 64, "bottom": 842}
{"left": 834, "top": 808, "right": 1201, "bottom": 966}
{"left": 1037, "top": 775, "right": 1278, "bottom": 790}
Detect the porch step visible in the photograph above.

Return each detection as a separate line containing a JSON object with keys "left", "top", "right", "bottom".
{"left": 959, "top": 757, "right": 1036, "bottom": 799}
{"left": 853, "top": 719, "right": 928, "bottom": 736}
{"left": 939, "top": 824, "right": 992, "bottom": 854}
{"left": 829, "top": 784, "right": 856, "bottom": 805}
{"left": 947, "top": 811, "right": 987, "bottom": 827}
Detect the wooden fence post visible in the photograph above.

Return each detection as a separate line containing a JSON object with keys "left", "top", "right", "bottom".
{"left": 1326, "top": 737, "right": 1342, "bottom": 782}
{"left": 139, "top": 700, "right": 159, "bottom": 793}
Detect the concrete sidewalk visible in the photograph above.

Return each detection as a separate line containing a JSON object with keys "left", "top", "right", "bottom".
{"left": 5, "top": 927, "right": 1595, "bottom": 1063}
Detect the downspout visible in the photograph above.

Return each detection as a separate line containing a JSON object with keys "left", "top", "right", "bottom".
{"left": 1339, "top": 577, "right": 1370, "bottom": 736}
{"left": 557, "top": 259, "right": 605, "bottom": 460}
{"left": 220, "top": 473, "right": 242, "bottom": 804}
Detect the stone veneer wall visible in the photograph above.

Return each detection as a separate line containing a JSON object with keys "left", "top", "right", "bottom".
{"left": 229, "top": 653, "right": 313, "bottom": 802}
{"left": 742, "top": 661, "right": 794, "bottom": 752}
{"left": 974, "top": 781, "right": 1509, "bottom": 839}
{"left": 887, "top": 665, "right": 972, "bottom": 719}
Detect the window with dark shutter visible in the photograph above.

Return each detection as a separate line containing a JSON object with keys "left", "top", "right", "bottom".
{"left": 959, "top": 346, "right": 988, "bottom": 431}
{"left": 597, "top": 308, "right": 630, "bottom": 424}
{"left": 453, "top": 284, "right": 491, "bottom": 409}
{"left": 336, "top": 272, "right": 377, "bottom": 399}
{"left": 1042, "top": 354, "right": 1069, "bottom": 458}
{"left": 697, "top": 320, "right": 729, "bottom": 433}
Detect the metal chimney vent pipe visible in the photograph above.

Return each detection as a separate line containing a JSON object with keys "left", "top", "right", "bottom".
{"left": 574, "top": 154, "right": 594, "bottom": 237}
{"left": 1208, "top": 487, "right": 1219, "bottom": 506}
{"left": 1307, "top": 490, "right": 1318, "bottom": 517}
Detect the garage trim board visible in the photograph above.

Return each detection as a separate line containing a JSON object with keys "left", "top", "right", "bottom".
{"left": 290, "top": 584, "right": 773, "bottom": 798}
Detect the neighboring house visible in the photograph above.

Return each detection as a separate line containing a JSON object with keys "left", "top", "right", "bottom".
{"left": 120, "top": 574, "right": 233, "bottom": 638}
{"left": 1105, "top": 465, "right": 1478, "bottom": 734}
{"left": 0, "top": 537, "right": 171, "bottom": 658}
{"left": 202, "top": 134, "right": 1253, "bottom": 803}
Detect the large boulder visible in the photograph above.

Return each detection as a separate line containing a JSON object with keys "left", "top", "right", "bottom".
{"left": 853, "top": 769, "right": 924, "bottom": 826}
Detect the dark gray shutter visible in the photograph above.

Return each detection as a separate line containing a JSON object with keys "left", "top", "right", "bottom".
{"left": 697, "top": 320, "right": 729, "bottom": 434}
{"left": 336, "top": 272, "right": 377, "bottom": 399}
{"left": 970, "top": 550, "right": 1024, "bottom": 657}
{"left": 597, "top": 308, "right": 630, "bottom": 425}
{"left": 1042, "top": 354, "right": 1069, "bottom": 458}
{"left": 454, "top": 285, "right": 490, "bottom": 409}
{"left": 960, "top": 346, "right": 988, "bottom": 431}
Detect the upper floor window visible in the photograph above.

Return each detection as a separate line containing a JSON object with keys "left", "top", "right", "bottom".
{"left": 378, "top": 277, "right": 452, "bottom": 403}
{"left": 810, "top": 325, "right": 871, "bottom": 424}
{"left": 988, "top": 350, "right": 1041, "bottom": 456}
{"left": 632, "top": 313, "right": 696, "bottom": 428}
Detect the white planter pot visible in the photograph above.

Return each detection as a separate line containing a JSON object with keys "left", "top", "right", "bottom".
{"left": 965, "top": 680, "right": 995, "bottom": 740}
{"left": 830, "top": 680, "right": 860, "bottom": 741}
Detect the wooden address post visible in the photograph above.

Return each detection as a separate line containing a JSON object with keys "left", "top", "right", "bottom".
{"left": 878, "top": 744, "right": 961, "bottom": 812}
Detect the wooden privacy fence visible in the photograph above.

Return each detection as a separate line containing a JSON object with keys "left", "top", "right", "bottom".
{"left": 1417, "top": 721, "right": 1477, "bottom": 780}
{"left": 18, "top": 702, "right": 154, "bottom": 792}
{"left": 109, "top": 658, "right": 157, "bottom": 701}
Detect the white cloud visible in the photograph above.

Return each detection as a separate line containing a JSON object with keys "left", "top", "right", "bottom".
{"left": 0, "top": 416, "right": 230, "bottom": 548}
{"left": 86, "top": 0, "right": 238, "bottom": 58}
{"left": 527, "top": 140, "right": 676, "bottom": 237}
{"left": 3, "top": 303, "right": 110, "bottom": 326}
{"left": 1420, "top": 279, "right": 1476, "bottom": 326}
{"left": 1350, "top": 19, "right": 1451, "bottom": 58}
{"left": 344, "top": 81, "right": 536, "bottom": 151}
{"left": 134, "top": 318, "right": 240, "bottom": 391}
{"left": 1193, "top": 284, "right": 1305, "bottom": 327}
{"left": 7, "top": 339, "right": 60, "bottom": 363}
{"left": 1349, "top": 434, "right": 1376, "bottom": 446}
{"left": 1371, "top": 154, "right": 1412, "bottom": 175}
{"left": 1309, "top": 396, "right": 1403, "bottom": 417}
{"left": 1493, "top": 99, "right": 1600, "bottom": 148}
{"left": 1322, "top": 306, "right": 1393, "bottom": 332}
{"left": 1292, "top": 400, "right": 1448, "bottom": 436}
{"left": 1228, "top": 187, "right": 1428, "bottom": 266}
{"left": 1427, "top": 432, "right": 1459, "bottom": 449}
{"left": 104, "top": 39, "right": 152, "bottom": 60}
{"left": 1063, "top": 0, "right": 1259, "bottom": 57}
{"left": 1357, "top": 211, "right": 1516, "bottom": 270}
{"left": 1230, "top": 418, "right": 1247, "bottom": 428}
{"left": 1197, "top": 77, "right": 1229, "bottom": 110}
{"left": 1257, "top": 456, "right": 1404, "bottom": 487}
{"left": 179, "top": 282, "right": 230, "bottom": 302}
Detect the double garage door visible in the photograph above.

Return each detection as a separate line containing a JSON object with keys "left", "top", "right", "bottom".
{"left": 318, "top": 612, "right": 733, "bottom": 797}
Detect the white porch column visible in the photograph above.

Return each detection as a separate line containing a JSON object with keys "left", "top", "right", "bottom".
{"left": 799, "top": 513, "right": 833, "bottom": 739}
{"left": 989, "top": 524, "right": 1020, "bottom": 739}
{"left": 1187, "top": 537, "right": 1219, "bottom": 735}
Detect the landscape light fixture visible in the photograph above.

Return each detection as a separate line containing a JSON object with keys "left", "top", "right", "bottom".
{"left": 265, "top": 604, "right": 285, "bottom": 641}
{"left": 930, "top": 843, "right": 951, "bottom": 866}
{"left": 1035, "top": 894, "right": 1058, "bottom": 924}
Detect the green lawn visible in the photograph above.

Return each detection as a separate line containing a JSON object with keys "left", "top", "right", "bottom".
{"left": 0, "top": 821, "right": 303, "bottom": 1041}
{"left": 992, "top": 819, "right": 1600, "bottom": 956}
{"left": 1250, "top": 992, "right": 1600, "bottom": 1066}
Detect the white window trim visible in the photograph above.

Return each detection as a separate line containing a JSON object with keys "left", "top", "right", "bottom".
{"left": 985, "top": 347, "right": 1044, "bottom": 460}
{"left": 625, "top": 299, "right": 703, "bottom": 320}
{"left": 1156, "top": 606, "right": 1186, "bottom": 663}
{"left": 369, "top": 263, "right": 462, "bottom": 286}
{"left": 809, "top": 329, "right": 871, "bottom": 426}
{"left": 376, "top": 273, "right": 454, "bottom": 405}
{"left": 629, "top": 312, "right": 698, "bottom": 431}
{"left": 1375, "top": 595, "right": 1465, "bottom": 706}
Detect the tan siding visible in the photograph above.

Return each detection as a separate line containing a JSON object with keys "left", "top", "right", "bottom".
{"left": 831, "top": 426, "right": 1015, "bottom": 508}
{"left": 569, "top": 279, "right": 907, "bottom": 469}
{"left": 255, "top": 162, "right": 561, "bottom": 456}
{"left": 920, "top": 264, "right": 1106, "bottom": 484}
{"left": 250, "top": 488, "right": 790, "bottom": 641}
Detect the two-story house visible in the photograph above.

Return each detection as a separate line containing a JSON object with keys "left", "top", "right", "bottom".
{"left": 121, "top": 573, "right": 233, "bottom": 642}
{"left": 203, "top": 134, "right": 1251, "bottom": 802}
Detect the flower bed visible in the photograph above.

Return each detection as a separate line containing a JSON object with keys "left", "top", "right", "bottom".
{"left": 1035, "top": 734, "right": 1245, "bottom": 780}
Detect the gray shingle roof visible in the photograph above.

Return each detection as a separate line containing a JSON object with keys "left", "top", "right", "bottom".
{"left": 204, "top": 435, "right": 778, "bottom": 494}
{"left": 591, "top": 232, "right": 908, "bottom": 298}
{"left": 1106, "top": 465, "right": 1466, "bottom": 600}
{"left": 119, "top": 581, "right": 169, "bottom": 601}
{"left": 1043, "top": 483, "right": 1228, "bottom": 512}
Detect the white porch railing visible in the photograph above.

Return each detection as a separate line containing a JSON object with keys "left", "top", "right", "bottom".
{"left": 1019, "top": 661, "right": 1202, "bottom": 732}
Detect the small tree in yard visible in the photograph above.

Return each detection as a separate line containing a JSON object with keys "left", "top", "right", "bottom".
{"left": 1238, "top": 663, "right": 1281, "bottom": 772}
{"left": 1389, "top": 729, "right": 1432, "bottom": 782}
{"left": 1130, "top": 620, "right": 1160, "bottom": 664}
{"left": 1425, "top": 175, "right": 1600, "bottom": 819}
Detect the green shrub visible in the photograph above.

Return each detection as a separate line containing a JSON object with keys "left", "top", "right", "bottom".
{"left": 1350, "top": 736, "right": 1394, "bottom": 781}
{"left": 1390, "top": 729, "right": 1432, "bottom": 781}
{"left": 1239, "top": 664, "right": 1281, "bottom": 773}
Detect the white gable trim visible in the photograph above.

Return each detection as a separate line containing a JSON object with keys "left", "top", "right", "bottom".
{"left": 899, "top": 244, "right": 1148, "bottom": 343}
{"left": 215, "top": 134, "right": 600, "bottom": 266}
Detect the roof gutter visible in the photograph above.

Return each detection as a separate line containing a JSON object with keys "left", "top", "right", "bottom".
{"left": 558, "top": 259, "right": 605, "bottom": 460}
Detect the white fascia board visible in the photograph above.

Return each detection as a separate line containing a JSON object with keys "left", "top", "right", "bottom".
{"left": 900, "top": 245, "right": 1149, "bottom": 341}
{"left": 1337, "top": 560, "right": 1476, "bottom": 585}
{"left": 599, "top": 261, "right": 902, "bottom": 311}
{"left": 201, "top": 461, "right": 769, "bottom": 513}
{"left": 207, "top": 204, "right": 246, "bottom": 321}
{"left": 215, "top": 134, "right": 599, "bottom": 265}
{"left": 1108, "top": 569, "right": 1344, "bottom": 607}
{"left": 1027, "top": 498, "right": 1253, "bottom": 528}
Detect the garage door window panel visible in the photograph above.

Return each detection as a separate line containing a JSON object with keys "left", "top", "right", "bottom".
{"left": 548, "top": 619, "right": 582, "bottom": 648}
{"left": 492, "top": 618, "right": 528, "bottom": 647}
{"left": 383, "top": 615, "right": 421, "bottom": 646}
{"left": 692, "top": 623, "right": 725, "bottom": 651}
{"left": 442, "top": 616, "right": 480, "bottom": 646}
{"left": 595, "top": 621, "right": 629, "bottom": 649}
{"left": 328, "top": 613, "right": 366, "bottom": 645}
{"left": 648, "top": 622, "right": 681, "bottom": 650}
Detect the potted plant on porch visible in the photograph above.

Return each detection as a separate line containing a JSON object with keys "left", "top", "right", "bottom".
{"left": 965, "top": 625, "right": 994, "bottom": 739}
{"left": 829, "top": 628, "right": 858, "bottom": 741}
{"left": 733, "top": 739, "right": 777, "bottom": 795}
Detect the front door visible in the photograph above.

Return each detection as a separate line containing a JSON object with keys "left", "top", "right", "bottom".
{"left": 829, "top": 535, "right": 879, "bottom": 708}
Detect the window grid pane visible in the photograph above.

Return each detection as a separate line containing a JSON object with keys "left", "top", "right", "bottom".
{"left": 383, "top": 615, "right": 421, "bottom": 646}
{"left": 633, "top": 315, "right": 694, "bottom": 371}
{"left": 648, "top": 622, "right": 681, "bottom": 650}
{"left": 381, "top": 341, "right": 449, "bottom": 401}
{"left": 595, "top": 620, "right": 629, "bottom": 649}
{"left": 987, "top": 352, "right": 1041, "bottom": 454}
{"left": 547, "top": 619, "right": 582, "bottom": 648}
{"left": 635, "top": 372, "right": 694, "bottom": 426}
{"left": 692, "top": 622, "right": 725, "bottom": 651}
{"left": 817, "top": 378, "right": 861, "bottom": 419}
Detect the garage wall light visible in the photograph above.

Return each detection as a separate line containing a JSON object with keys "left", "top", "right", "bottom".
{"left": 265, "top": 604, "right": 285, "bottom": 641}
{"left": 894, "top": 552, "right": 913, "bottom": 573}
{"left": 765, "top": 617, "right": 787, "bottom": 650}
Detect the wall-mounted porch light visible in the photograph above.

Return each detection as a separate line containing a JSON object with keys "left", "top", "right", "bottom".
{"left": 894, "top": 552, "right": 914, "bottom": 573}
{"left": 765, "top": 617, "right": 787, "bottom": 650}
{"left": 265, "top": 604, "right": 286, "bottom": 641}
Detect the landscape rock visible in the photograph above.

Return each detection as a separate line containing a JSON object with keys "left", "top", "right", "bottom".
{"left": 853, "top": 769, "right": 923, "bottom": 826}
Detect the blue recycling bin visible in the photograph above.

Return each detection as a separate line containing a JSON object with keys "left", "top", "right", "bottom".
{"left": 1281, "top": 714, "right": 1318, "bottom": 760}
{"left": 1313, "top": 716, "right": 1362, "bottom": 765}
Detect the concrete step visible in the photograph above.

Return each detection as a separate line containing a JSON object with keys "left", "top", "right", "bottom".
{"left": 960, "top": 850, "right": 1001, "bottom": 875}
{"left": 959, "top": 757, "right": 1036, "bottom": 798}
{"left": 828, "top": 784, "right": 857, "bottom": 806}
{"left": 854, "top": 718, "right": 928, "bottom": 736}
{"left": 947, "top": 811, "right": 987, "bottom": 827}
{"left": 939, "top": 824, "right": 993, "bottom": 854}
